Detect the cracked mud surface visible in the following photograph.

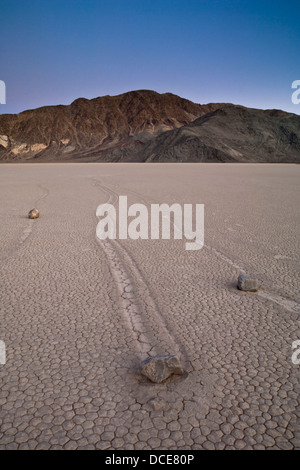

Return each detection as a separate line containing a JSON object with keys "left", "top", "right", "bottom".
{"left": 0, "top": 163, "right": 299, "bottom": 450}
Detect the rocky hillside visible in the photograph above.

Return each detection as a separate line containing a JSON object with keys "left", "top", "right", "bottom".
{"left": 0, "top": 90, "right": 299, "bottom": 162}
{"left": 127, "top": 106, "right": 300, "bottom": 163}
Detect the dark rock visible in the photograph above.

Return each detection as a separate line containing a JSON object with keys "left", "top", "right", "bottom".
{"left": 141, "top": 355, "right": 184, "bottom": 383}
{"left": 237, "top": 274, "right": 260, "bottom": 292}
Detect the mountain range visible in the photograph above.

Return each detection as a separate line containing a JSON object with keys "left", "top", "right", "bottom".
{"left": 0, "top": 90, "right": 299, "bottom": 162}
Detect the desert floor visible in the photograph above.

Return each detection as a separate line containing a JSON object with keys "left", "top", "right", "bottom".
{"left": 0, "top": 163, "right": 299, "bottom": 450}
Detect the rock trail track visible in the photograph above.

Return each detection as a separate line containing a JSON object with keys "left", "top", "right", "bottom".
{"left": 0, "top": 184, "right": 49, "bottom": 262}
{"left": 92, "top": 178, "right": 189, "bottom": 363}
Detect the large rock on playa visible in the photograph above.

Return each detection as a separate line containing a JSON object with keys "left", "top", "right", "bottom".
{"left": 237, "top": 274, "right": 260, "bottom": 292}
{"left": 28, "top": 208, "right": 39, "bottom": 219}
{"left": 141, "top": 355, "right": 184, "bottom": 383}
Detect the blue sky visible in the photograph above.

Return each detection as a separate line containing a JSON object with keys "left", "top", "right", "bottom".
{"left": 0, "top": 0, "right": 299, "bottom": 115}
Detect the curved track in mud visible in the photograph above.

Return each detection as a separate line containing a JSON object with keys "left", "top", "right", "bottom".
{"left": 0, "top": 184, "right": 49, "bottom": 262}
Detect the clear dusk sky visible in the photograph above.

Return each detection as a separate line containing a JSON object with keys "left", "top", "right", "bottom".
{"left": 0, "top": 0, "right": 299, "bottom": 115}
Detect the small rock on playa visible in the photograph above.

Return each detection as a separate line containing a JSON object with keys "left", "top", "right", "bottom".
{"left": 237, "top": 273, "right": 260, "bottom": 292}
{"left": 140, "top": 354, "right": 184, "bottom": 383}
{"left": 28, "top": 208, "right": 39, "bottom": 219}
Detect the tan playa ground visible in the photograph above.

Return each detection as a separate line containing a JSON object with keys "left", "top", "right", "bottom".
{"left": 0, "top": 163, "right": 299, "bottom": 450}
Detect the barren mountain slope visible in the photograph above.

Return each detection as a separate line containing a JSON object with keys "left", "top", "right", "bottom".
{"left": 0, "top": 90, "right": 299, "bottom": 162}
{"left": 0, "top": 90, "right": 227, "bottom": 161}
{"left": 120, "top": 105, "right": 300, "bottom": 163}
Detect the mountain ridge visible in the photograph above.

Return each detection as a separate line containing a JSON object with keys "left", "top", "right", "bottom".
{"left": 0, "top": 90, "right": 299, "bottom": 162}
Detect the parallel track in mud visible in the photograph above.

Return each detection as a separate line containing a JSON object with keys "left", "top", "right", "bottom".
{"left": 91, "top": 177, "right": 189, "bottom": 367}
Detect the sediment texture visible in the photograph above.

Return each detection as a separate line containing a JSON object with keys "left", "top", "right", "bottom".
{"left": 0, "top": 163, "right": 299, "bottom": 450}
